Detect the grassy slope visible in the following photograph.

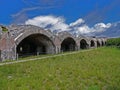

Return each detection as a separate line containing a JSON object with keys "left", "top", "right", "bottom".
{"left": 0, "top": 47, "right": 120, "bottom": 90}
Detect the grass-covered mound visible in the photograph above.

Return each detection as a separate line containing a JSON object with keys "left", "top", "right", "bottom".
{"left": 106, "top": 38, "right": 120, "bottom": 48}
{"left": 0, "top": 47, "right": 120, "bottom": 90}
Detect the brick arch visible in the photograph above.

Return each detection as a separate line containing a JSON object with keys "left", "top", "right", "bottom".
{"left": 96, "top": 39, "right": 101, "bottom": 47}
{"left": 91, "top": 40, "right": 95, "bottom": 47}
{"left": 79, "top": 38, "right": 89, "bottom": 49}
{"left": 90, "top": 38, "right": 96, "bottom": 48}
{"left": 80, "top": 37, "right": 90, "bottom": 44}
{"left": 57, "top": 32, "right": 76, "bottom": 43}
{"left": 13, "top": 25, "right": 55, "bottom": 46}
{"left": 100, "top": 39, "right": 104, "bottom": 46}
{"left": 57, "top": 32, "right": 78, "bottom": 51}
{"left": 101, "top": 38, "right": 106, "bottom": 45}
{"left": 13, "top": 25, "right": 57, "bottom": 55}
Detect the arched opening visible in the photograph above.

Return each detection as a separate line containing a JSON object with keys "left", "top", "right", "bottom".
{"left": 97, "top": 41, "right": 100, "bottom": 47}
{"left": 91, "top": 40, "right": 95, "bottom": 47}
{"left": 80, "top": 39, "right": 88, "bottom": 49}
{"left": 17, "top": 34, "right": 55, "bottom": 57}
{"left": 61, "top": 37, "right": 76, "bottom": 52}
{"left": 101, "top": 41, "right": 104, "bottom": 46}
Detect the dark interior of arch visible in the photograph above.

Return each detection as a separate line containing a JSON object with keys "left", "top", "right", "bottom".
{"left": 80, "top": 39, "right": 88, "bottom": 49}
{"left": 101, "top": 41, "right": 104, "bottom": 46}
{"left": 17, "top": 34, "right": 54, "bottom": 57}
{"left": 91, "top": 40, "right": 95, "bottom": 47}
{"left": 61, "top": 37, "right": 76, "bottom": 52}
{"left": 97, "top": 41, "right": 100, "bottom": 47}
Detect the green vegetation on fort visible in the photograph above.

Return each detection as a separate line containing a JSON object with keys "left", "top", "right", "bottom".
{"left": 106, "top": 38, "right": 120, "bottom": 48}
{"left": 0, "top": 47, "right": 120, "bottom": 90}
{"left": 1, "top": 26, "right": 8, "bottom": 32}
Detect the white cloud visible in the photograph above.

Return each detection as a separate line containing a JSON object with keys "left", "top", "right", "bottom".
{"left": 25, "top": 15, "right": 70, "bottom": 32}
{"left": 77, "top": 25, "right": 91, "bottom": 33}
{"left": 91, "top": 23, "right": 111, "bottom": 33}
{"left": 94, "top": 23, "right": 111, "bottom": 28}
{"left": 25, "top": 15, "right": 112, "bottom": 36}
{"left": 69, "top": 18, "right": 85, "bottom": 27}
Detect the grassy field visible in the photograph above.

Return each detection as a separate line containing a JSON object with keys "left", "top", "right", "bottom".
{"left": 0, "top": 47, "right": 120, "bottom": 90}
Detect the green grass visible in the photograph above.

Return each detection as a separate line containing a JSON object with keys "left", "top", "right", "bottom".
{"left": 0, "top": 47, "right": 120, "bottom": 90}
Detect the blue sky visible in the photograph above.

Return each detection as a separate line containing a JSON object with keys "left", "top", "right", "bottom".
{"left": 0, "top": 0, "right": 120, "bottom": 26}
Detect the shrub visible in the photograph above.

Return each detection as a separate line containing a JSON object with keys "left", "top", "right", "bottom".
{"left": 106, "top": 38, "right": 120, "bottom": 48}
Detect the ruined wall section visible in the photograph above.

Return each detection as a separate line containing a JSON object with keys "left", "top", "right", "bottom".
{"left": 8, "top": 25, "right": 59, "bottom": 55}
{"left": 0, "top": 33, "right": 16, "bottom": 61}
{"left": 0, "top": 25, "right": 107, "bottom": 61}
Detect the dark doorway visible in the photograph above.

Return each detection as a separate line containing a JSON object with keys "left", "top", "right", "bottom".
{"left": 80, "top": 39, "right": 88, "bottom": 49}
{"left": 101, "top": 41, "right": 104, "bottom": 46}
{"left": 97, "top": 41, "right": 100, "bottom": 47}
{"left": 17, "top": 34, "right": 54, "bottom": 57}
{"left": 91, "top": 40, "right": 95, "bottom": 47}
{"left": 61, "top": 37, "right": 76, "bottom": 52}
